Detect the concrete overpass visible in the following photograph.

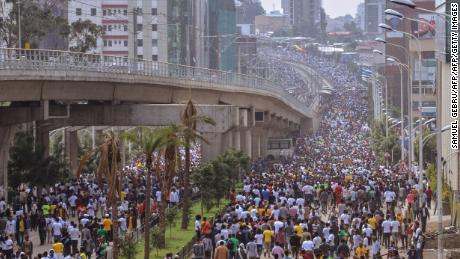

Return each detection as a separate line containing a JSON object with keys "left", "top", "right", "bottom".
{"left": 0, "top": 48, "right": 324, "bottom": 184}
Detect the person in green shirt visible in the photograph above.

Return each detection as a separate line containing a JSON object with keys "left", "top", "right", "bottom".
{"left": 228, "top": 234, "right": 239, "bottom": 259}
{"left": 42, "top": 204, "right": 50, "bottom": 216}
{"left": 338, "top": 227, "right": 349, "bottom": 242}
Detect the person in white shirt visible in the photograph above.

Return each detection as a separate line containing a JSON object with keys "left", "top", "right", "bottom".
{"left": 69, "top": 222, "right": 80, "bottom": 255}
{"left": 52, "top": 220, "right": 63, "bottom": 242}
{"left": 273, "top": 220, "right": 284, "bottom": 233}
{"left": 322, "top": 223, "right": 331, "bottom": 239}
{"left": 371, "top": 236, "right": 380, "bottom": 257}
{"left": 382, "top": 215, "right": 392, "bottom": 248}
{"left": 301, "top": 236, "right": 314, "bottom": 251}
{"left": 391, "top": 218, "right": 401, "bottom": 246}
{"left": 384, "top": 190, "right": 396, "bottom": 210}
{"left": 156, "top": 190, "right": 162, "bottom": 202}
{"left": 194, "top": 215, "right": 202, "bottom": 238}
{"left": 312, "top": 234, "right": 322, "bottom": 249}
{"left": 340, "top": 211, "right": 350, "bottom": 226}
{"left": 5, "top": 218, "right": 16, "bottom": 236}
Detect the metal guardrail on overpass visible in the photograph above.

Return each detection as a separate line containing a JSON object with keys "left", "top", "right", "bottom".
{"left": 0, "top": 48, "right": 315, "bottom": 117}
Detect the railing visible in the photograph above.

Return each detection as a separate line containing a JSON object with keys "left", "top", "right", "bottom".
{"left": 0, "top": 48, "right": 314, "bottom": 116}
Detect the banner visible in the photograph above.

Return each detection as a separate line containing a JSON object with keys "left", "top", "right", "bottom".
{"left": 412, "top": 13, "right": 436, "bottom": 39}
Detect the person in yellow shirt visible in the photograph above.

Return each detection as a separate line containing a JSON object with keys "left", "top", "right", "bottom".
{"left": 355, "top": 243, "right": 368, "bottom": 258}
{"left": 264, "top": 207, "right": 271, "bottom": 218}
{"left": 368, "top": 216, "right": 377, "bottom": 233}
{"left": 102, "top": 214, "right": 113, "bottom": 241}
{"left": 294, "top": 223, "right": 303, "bottom": 238}
{"left": 102, "top": 215, "right": 113, "bottom": 231}
{"left": 52, "top": 241, "right": 64, "bottom": 258}
{"left": 257, "top": 206, "right": 265, "bottom": 217}
{"left": 262, "top": 228, "right": 274, "bottom": 258}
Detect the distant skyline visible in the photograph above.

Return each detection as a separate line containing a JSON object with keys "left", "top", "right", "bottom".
{"left": 260, "top": 0, "right": 363, "bottom": 18}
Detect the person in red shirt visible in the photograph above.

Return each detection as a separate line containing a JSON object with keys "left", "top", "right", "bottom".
{"left": 201, "top": 217, "right": 211, "bottom": 237}
{"left": 425, "top": 186, "right": 433, "bottom": 209}
{"left": 229, "top": 189, "right": 236, "bottom": 205}
{"left": 335, "top": 185, "right": 342, "bottom": 206}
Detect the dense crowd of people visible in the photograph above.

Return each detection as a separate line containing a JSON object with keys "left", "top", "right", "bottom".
{"left": 0, "top": 48, "right": 434, "bottom": 259}
{"left": 0, "top": 147, "right": 202, "bottom": 259}
{"left": 190, "top": 49, "right": 432, "bottom": 259}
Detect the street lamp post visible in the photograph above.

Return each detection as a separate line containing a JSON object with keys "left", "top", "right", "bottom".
{"left": 388, "top": 2, "right": 451, "bottom": 258}
{"left": 379, "top": 23, "right": 423, "bottom": 176}
{"left": 385, "top": 55, "right": 408, "bottom": 163}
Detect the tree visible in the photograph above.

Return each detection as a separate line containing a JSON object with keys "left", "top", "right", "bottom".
{"left": 236, "top": 0, "right": 265, "bottom": 24}
{"left": 8, "top": 131, "right": 70, "bottom": 192}
{"left": 0, "top": 0, "right": 68, "bottom": 48}
{"left": 76, "top": 131, "right": 121, "bottom": 259}
{"left": 69, "top": 19, "right": 103, "bottom": 53}
{"left": 122, "top": 127, "right": 162, "bottom": 259}
{"left": 150, "top": 226, "right": 162, "bottom": 256}
{"left": 191, "top": 149, "right": 250, "bottom": 213}
{"left": 154, "top": 124, "right": 208, "bottom": 248}
{"left": 180, "top": 100, "right": 215, "bottom": 230}
{"left": 165, "top": 207, "right": 179, "bottom": 238}
{"left": 343, "top": 21, "right": 362, "bottom": 37}
{"left": 120, "top": 234, "right": 138, "bottom": 259}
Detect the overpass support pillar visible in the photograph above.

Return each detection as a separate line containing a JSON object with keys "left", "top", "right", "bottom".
{"left": 300, "top": 117, "right": 319, "bottom": 135}
{"left": 241, "top": 129, "right": 252, "bottom": 159}
{"left": 201, "top": 132, "right": 223, "bottom": 163}
{"left": 35, "top": 125, "right": 50, "bottom": 158}
{"left": 233, "top": 130, "right": 241, "bottom": 151}
{"left": 251, "top": 127, "right": 269, "bottom": 159}
{"left": 0, "top": 126, "right": 17, "bottom": 202}
{"left": 64, "top": 129, "right": 79, "bottom": 176}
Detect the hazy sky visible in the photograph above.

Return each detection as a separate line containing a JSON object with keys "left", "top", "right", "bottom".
{"left": 260, "top": 0, "right": 363, "bottom": 18}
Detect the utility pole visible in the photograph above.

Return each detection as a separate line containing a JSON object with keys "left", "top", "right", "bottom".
{"left": 17, "top": 0, "right": 21, "bottom": 48}
{"left": 133, "top": 7, "right": 139, "bottom": 59}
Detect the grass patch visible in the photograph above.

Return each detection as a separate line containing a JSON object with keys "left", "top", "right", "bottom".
{"left": 134, "top": 201, "right": 224, "bottom": 259}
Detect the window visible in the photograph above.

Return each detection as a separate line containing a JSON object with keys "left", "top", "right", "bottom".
{"left": 108, "top": 9, "right": 112, "bottom": 16}
{"left": 108, "top": 25, "right": 112, "bottom": 31}
{"left": 151, "top": 8, "right": 157, "bottom": 15}
{"left": 103, "top": 9, "right": 106, "bottom": 16}
{"left": 124, "top": 25, "right": 128, "bottom": 31}
{"left": 123, "top": 9, "right": 127, "bottom": 16}
{"left": 137, "top": 55, "right": 143, "bottom": 59}
{"left": 103, "top": 40, "right": 107, "bottom": 47}
{"left": 137, "top": 8, "right": 142, "bottom": 14}
{"left": 118, "top": 9, "right": 121, "bottom": 14}
{"left": 152, "top": 55, "right": 158, "bottom": 61}
{"left": 137, "top": 24, "right": 143, "bottom": 31}
{"left": 151, "top": 24, "right": 157, "bottom": 31}
{"left": 108, "top": 41, "right": 112, "bottom": 47}
{"left": 103, "top": 25, "right": 107, "bottom": 31}
{"left": 137, "top": 39, "right": 143, "bottom": 46}
{"left": 76, "top": 8, "right": 82, "bottom": 16}
{"left": 124, "top": 41, "right": 128, "bottom": 47}
{"left": 255, "top": 112, "right": 264, "bottom": 122}
{"left": 152, "top": 39, "right": 158, "bottom": 46}
{"left": 91, "top": 8, "right": 96, "bottom": 16}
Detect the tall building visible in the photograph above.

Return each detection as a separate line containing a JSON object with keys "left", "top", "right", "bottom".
{"left": 209, "top": 0, "right": 236, "bottom": 71}
{"left": 364, "top": 0, "right": 384, "bottom": 38}
{"left": 436, "top": 0, "right": 459, "bottom": 226}
{"left": 355, "top": 3, "right": 365, "bottom": 32}
{"left": 384, "top": 0, "right": 437, "bottom": 121}
{"left": 68, "top": 0, "right": 164, "bottom": 62}
{"left": 282, "top": 0, "right": 322, "bottom": 36}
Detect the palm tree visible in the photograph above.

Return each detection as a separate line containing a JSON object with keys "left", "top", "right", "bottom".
{"left": 123, "top": 128, "right": 162, "bottom": 259}
{"left": 180, "top": 100, "right": 215, "bottom": 229}
{"left": 153, "top": 124, "right": 208, "bottom": 247}
{"left": 77, "top": 131, "right": 121, "bottom": 259}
